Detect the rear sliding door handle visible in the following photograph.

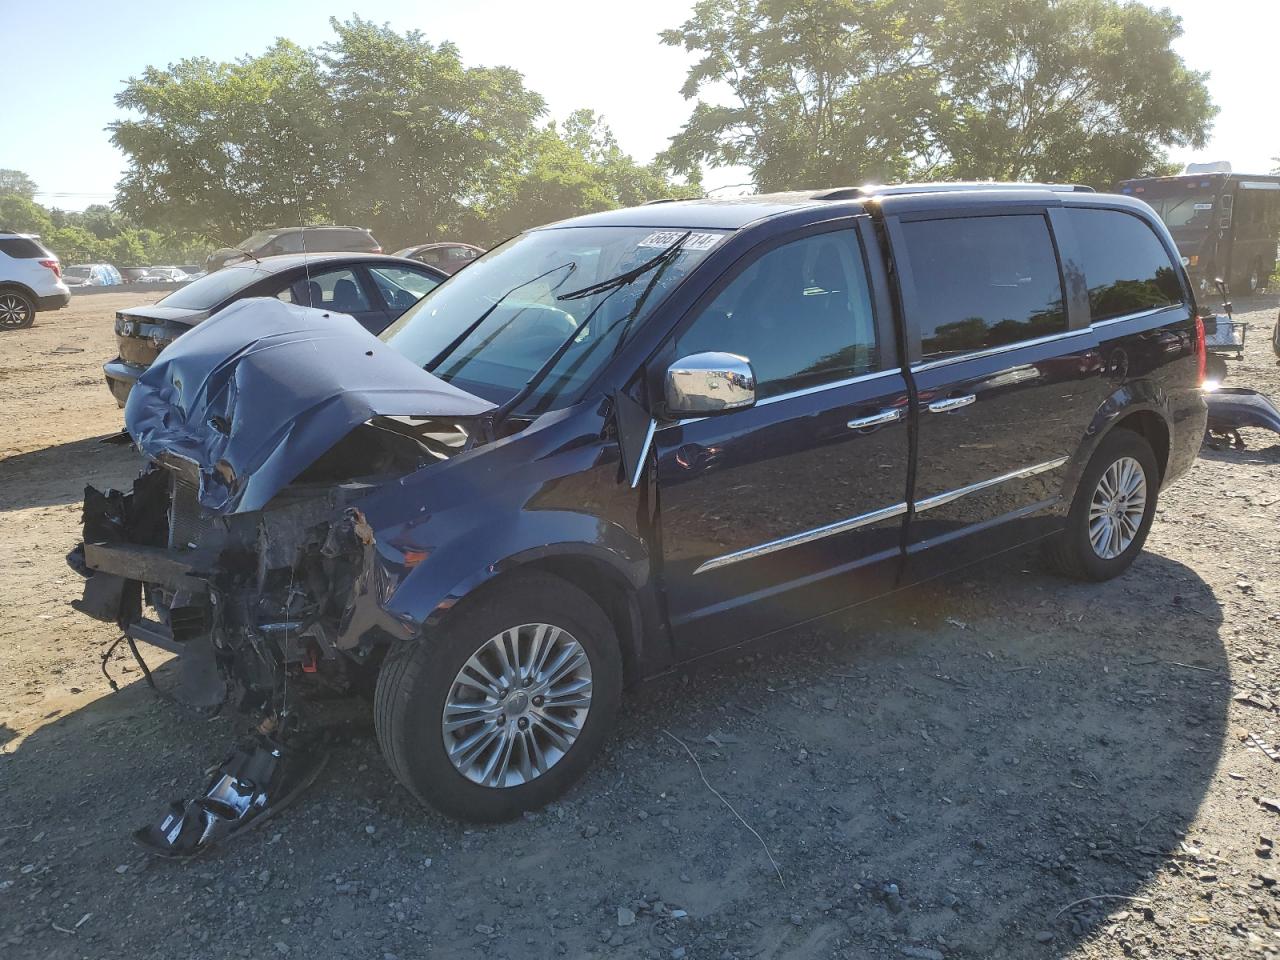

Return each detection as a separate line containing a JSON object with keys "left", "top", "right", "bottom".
{"left": 847, "top": 408, "right": 903, "bottom": 430}
{"left": 926, "top": 394, "right": 976, "bottom": 413}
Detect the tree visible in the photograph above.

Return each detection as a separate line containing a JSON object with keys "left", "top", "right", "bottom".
{"left": 0, "top": 195, "right": 53, "bottom": 236}
{"left": 319, "top": 17, "right": 548, "bottom": 249}
{"left": 660, "top": 0, "right": 945, "bottom": 188}
{"left": 481, "top": 111, "right": 698, "bottom": 242}
{"left": 45, "top": 226, "right": 104, "bottom": 264}
{"left": 932, "top": 0, "right": 1215, "bottom": 184}
{"left": 112, "top": 40, "right": 333, "bottom": 244}
{"left": 661, "top": 0, "right": 1215, "bottom": 190}
{"left": 0, "top": 169, "right": 38, "bottom": 198}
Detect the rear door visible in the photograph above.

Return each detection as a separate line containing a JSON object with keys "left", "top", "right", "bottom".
{"left": 886, "top": 205, "right": 1104, "bottom": 578}
{"left": 653, "top": 219, "right": 911, "bottom": 654}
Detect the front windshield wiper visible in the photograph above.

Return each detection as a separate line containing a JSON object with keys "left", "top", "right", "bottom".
{"left": 555, "top": 232, "right": 691, "bottom": 303}
{"left": 491, "top": 233, "right": 691, "bottom": 428}
{"left": 423, "top": 260, "right": 577, "bottom": 373}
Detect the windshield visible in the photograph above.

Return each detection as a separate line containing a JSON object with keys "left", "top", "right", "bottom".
{"left": 1145, "top": 192, "right": 1218, "bottom": 229}
{"left": 63, "top": 266, "right": 91, "bottom": 279}
{"left": 380, "top": 225, "right": 727, "bottom": 410}
{"left": 157, "top": 264, "right": 271, "bottom": 310}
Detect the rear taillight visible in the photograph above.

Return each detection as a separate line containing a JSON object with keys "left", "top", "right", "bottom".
{"left": 372, "top": 245, "right": 383, "bottom": 254}
{"left": 1193, "top": 315, "right": 1206, "bottom": 385}
{"left": 39, "top": 259, "right": 60, "bottom": 279}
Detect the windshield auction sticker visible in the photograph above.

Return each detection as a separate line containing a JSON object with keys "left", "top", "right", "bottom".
{"left": 637, "top": 231, "right": 723, "bottom": 251}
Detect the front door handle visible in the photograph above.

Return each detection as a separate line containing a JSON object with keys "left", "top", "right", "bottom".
{"left": 847, "top": 408, "right": 903, "bottom": 430}
{"left": 926, "top": 394, "right": 976, "bottom": 413}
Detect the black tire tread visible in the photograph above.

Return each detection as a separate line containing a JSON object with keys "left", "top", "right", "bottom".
{"left": 1045, "top": 427, "right": 1158, "bottom": 582}
{"left": 373, "top": 570, "right": 622, "bottom": 820}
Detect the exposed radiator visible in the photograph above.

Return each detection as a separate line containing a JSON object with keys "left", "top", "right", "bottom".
{"left": 168, "top": 468, "right": 212, "bottom": 551}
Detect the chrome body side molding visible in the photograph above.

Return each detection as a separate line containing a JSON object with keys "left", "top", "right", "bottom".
{"left": 693, "top": 455, "right": 1069, "bottom": 575}
{"left": 693, "top": 502, "right": 909, "bottom": 575}
{"left": 914, "top": 456, "right": 1069, "bottom": 512}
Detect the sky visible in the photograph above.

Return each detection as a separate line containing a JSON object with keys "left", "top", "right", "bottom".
{"left": 2, "top": 0, "right": 1275, "bottom": 211}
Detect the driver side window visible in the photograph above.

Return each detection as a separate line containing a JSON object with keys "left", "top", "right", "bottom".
{"left": 673, "top": 229, "right": 878, "bottom": 400}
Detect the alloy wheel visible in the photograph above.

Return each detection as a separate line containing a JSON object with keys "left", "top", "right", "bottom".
{"left": 0, "top": 293, "right": 33, "bottom": 329}
{"left": 1088, "top": 456, "right": 1147, "bottom": 560}
{"left": 441, "top": 622, "right": 593, "bottom": 788}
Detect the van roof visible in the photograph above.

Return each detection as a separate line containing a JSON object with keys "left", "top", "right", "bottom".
{"left": 543, "top": 182, "right": 1097, "bottom": 231}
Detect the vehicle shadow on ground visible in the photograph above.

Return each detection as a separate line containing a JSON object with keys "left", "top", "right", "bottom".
{"left": 0, "top": 435, "right": 138, "bottom": 512}
{"left": 0, "top": 547, "right": 1227, "bottom": 960}
{"left": 1199, "top": 435, "right": 1280, "bottom": 467}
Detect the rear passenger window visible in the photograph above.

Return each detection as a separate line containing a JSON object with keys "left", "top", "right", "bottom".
{"left": 1065, "top": 208, "right": 1183, "bottom": 321}
{"left": 0, "top": 237, "right": 51, "bottom": 258}
{"left": 673, "top": 230, "right": 878, "bottom": 399}
{"left": 900, "top": 215, "right": 1066, "bottom": 361}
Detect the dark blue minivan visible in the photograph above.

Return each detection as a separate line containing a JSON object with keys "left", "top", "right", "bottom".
{"left": 74, "top": 184, "right": 1208, "bottom": 826}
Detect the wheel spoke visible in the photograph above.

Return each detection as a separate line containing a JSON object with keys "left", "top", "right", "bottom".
{"left": 442, "top": 622, "right": 593, "bottom": 788}
{"left": 450, "top": 723, "right": 502, "bottom": 768}
{"left": 544, "top": 647, "right": 588, "bottom": 687}
{"left": 531, "top": 713, "right": 574, "bottom": 752}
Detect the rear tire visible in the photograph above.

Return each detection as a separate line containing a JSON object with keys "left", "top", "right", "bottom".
{"left": 1045, "top": 429, "right": 1160, "bottom": 582}
{"left": 374, "top": 571, "right": 622, "bottom": 822}
{"left": 0, "top": 290, "right": 35, "bottom": 329}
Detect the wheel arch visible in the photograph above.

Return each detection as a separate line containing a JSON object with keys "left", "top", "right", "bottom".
{"left": 0, "top": 281, "right": 38, "bottom": 301}
{"left": 1062, "top": 386, "right": 1174, "bottom": 509}
{"left": 416, "top": 544, "right": 662, "bottom": 686}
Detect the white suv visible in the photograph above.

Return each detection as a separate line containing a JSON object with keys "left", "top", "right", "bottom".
{"left": 0, "top": 232, "right": 70, "bottom": 329}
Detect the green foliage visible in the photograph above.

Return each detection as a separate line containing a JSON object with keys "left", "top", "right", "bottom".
{"left": 0, "top": 169, "right": 38, "bottom": 198}
{"left": 113, "top": 40, "right": 333, "bottom": 245}
{"left": 482, "top": 110, "right": 699, "bottom": 241}
{"left": 0, "top": 171, "right": 214, "bottom": 265}
{"left": 661, "top": 0, "right": 1216, "bottom": 190}
{"left": 110, "top": 19, "right": 693, "bottom": 251}
{"left": 0, "top": 195, "right": 54, "bottom": 235}
{"left": 933, "top": 0, "right": 1216, "bottom": 184}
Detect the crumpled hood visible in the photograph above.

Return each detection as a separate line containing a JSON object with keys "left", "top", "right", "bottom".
{"left": 124, "top": 297, "right": 495, "bottom": 515}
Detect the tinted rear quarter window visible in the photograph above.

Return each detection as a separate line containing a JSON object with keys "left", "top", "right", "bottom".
{"left": 900, "top": 214, "right": 1066, "bottom": 360}
{"left": 1065, "top": 207, "right": 1183, "bottom": 321}
{"left": 314, "top": 229, "right": 374, "bottom": 252}
{"left": 0, "top": 237, "right": 52, "bottom": 258}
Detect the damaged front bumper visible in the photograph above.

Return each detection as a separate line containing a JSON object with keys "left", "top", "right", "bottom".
{"left": 70, "top": 461, "right": 413, "bottom": 716}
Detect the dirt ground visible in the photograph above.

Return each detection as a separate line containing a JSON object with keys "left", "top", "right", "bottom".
{"left": 4, "top": 290, "right": 1280, "bottom": 960}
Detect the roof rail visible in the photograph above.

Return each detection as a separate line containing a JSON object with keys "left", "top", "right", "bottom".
{"left": 812, "top": 182, "right": 1095, "bottom": 200}
{"left": 641, "top": 197, "right": 701, "bottom": 205}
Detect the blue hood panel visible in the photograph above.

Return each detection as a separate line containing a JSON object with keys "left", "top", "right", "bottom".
{"left": 124, "top": 298, "right": 494, "bottom": 515}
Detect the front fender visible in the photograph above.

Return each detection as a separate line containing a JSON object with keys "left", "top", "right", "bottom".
{"left": 386, "top": 511, "right": 650, "bottom": 630}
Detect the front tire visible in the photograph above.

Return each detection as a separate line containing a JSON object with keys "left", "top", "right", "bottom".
{"left": 0, "top": 290, "right": 35, "bottom": 329}
{"left": 374, "top": 572, "right": 622, "bottom": 821}
{"left": 1045, "top": 429, "right": 1160, "bottom": 581}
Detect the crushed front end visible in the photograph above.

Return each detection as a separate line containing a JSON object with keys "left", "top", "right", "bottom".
{"left": 66, "top": 297, "right": 496, "bottom": 855}
{"left": 70, "top": 459, "right": 392, "bottom": 716}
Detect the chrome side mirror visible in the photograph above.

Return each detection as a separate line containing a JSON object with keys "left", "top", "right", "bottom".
{"left": 665, "top": 352, "right": 756, "bottom": 416}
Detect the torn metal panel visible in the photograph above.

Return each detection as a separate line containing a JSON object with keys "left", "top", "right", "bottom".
{"left": 1205, "top": 387, "right": 1280, "bottom": 435}
{"left": 133, "top": 734, "right": 326, "bottom": 860}
{"left": 124, "top": 297, "right": 494, "bottom": 515}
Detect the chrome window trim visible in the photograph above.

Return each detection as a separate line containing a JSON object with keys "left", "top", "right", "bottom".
{"left": 692, "top": 501, "right": 908, "bottom": 575}
{"left": 755, "top": 366, "right": 901, "bottom": 407}
{"left": 1088, "top": 303, "right": 1187, "bottom": 328}
{"left": 629, "top": 418, "right": 656, "bottom": 489}
{"left": 668, "top": 367, "right": 903, "bottom": 427}
{"left": 914, "top": 456, "right": 1069, "bottom": 512}
{"left": 911, "top": 329, "right": 1091, "bottom": 372}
